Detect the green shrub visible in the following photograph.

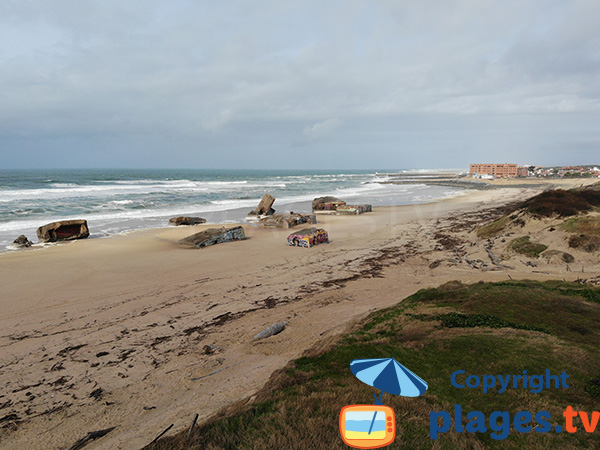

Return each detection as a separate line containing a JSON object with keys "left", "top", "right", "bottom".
{"left": 520, "top": 189, "right": 600, "bottom": 217}
{"left": 409, "top": 312, "right": 548, "bottom": 333}
{"left": 508, "top": 236, "right": 548, "bottom": 258}
{"left": 585, "top": 377, "right": 600, "bottom": 398}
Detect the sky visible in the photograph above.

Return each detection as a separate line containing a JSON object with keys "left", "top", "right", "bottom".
{"left": 0, "top": 0, "right": 599, "bottom": 170}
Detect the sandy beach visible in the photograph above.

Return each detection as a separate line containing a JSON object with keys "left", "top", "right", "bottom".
{"left": 1, "top": 179, "right": 599, "bottom": 450}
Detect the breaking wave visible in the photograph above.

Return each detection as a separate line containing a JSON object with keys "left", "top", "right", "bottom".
{"left": 0, "top": 169, "right": 463, "bottom": 250}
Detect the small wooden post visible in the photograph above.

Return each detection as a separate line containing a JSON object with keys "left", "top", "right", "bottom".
{"left": 187, "top": 413, "right": 199, "bottom": 442}
{"left": 149, "top": 423, "right": 174, "bottom": 446}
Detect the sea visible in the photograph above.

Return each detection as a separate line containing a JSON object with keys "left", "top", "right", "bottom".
{"left": 0, "top": 169, "right": 464, "bottom": 251}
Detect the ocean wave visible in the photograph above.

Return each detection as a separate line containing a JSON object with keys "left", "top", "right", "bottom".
{"left": 0, "top": 182, "right": 252, "bottom": 201}
{"left": 110, "top": 200, "right": 135, "bottom": 205}
{"left": 0, "top": 183, "right": 395, "bottom": 234}
{"left": 0, "top": 178, "right": 315, "bottom": 203}
{"left": 0, "top": 171, "right": 463, "bottom": 251}
{"left": 210, "top": 198, "right": 262, "bottom": 207}
{"left": 96, "top": 179, "right": 251, "bottom": 186}
{"left": 50, "top": 183, "right": 79, "bottom": 187}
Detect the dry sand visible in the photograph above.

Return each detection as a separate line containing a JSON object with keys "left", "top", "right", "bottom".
{"left": 0, "top": 179, "right": 598, "bottom": 449}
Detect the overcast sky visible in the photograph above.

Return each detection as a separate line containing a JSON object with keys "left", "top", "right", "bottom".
{"left": 1, "top": 0, "right": 599, "bottom": 170}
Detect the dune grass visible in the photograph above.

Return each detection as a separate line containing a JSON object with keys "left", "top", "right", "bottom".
{"left": 520, "top": 189, "right": 600, "bottom": 218}
{"left": 146, "top": 280, "right": 600, "bottom": 450}
{"left": 508, "top": 236, "right": 548, "bottom": 258}
{"left": 476, "top": 215, "right": 512, "bottom": 238}
{"left": 476, "top": 188, "right": 600, "bottom": 238}
{"left": 561, "top": 216, "right": 600, "bottom": 252}
{"left": 561, "top": 216, "right": 600, "bottom": 236}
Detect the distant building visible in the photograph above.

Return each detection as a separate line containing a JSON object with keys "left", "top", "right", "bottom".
{"left": 469, "top": 163, "right": 520, "bottom": 178}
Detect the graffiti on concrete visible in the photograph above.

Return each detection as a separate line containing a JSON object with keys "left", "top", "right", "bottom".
{"left": 287, "top": 227, "right": 329, "bottom": 248}
{"left": 312, "top": 196, "right": 346, "bottom": 211}
{"left": 259, "top": 213, "right": 317, "bottom": 229}
{"left": 336, "top": 204, "right": 372, "bottom": 215}
{"left": 178, "top": 226, "right": 246, "bottom": 248}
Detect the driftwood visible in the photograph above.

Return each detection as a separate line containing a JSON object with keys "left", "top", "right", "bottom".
{"left": 520, "top": 260, "right": 537, "bottom": 267}
{"left": 428, "top": 260, "right": 441, "bottom": 269}
{"left": 483, "top": 247, "right": 515, "bottom": 270}
{"left": 191, "top": 362, "right": 242, "bottom": 381}
{"left": 149, "top": 424, "right": 174, "bottom": 446}
{"left": 253, "top": 322, "right": 288, "bottom": 340}
{"left": 464, "top": 258, "right": 480, "bottom": 269}
{"left": 187, "top": 414, "right": 199, "bottom": 441}
{"left": 67, "top": 427, "right": 115, "bottom": 450}
{"left": 203, "top": 344, "right": 220, "bottom": 355}
{"left": 485, "top": 248, "right": 502, "bottom": 265}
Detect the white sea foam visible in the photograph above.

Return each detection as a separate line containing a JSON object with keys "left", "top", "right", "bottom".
{"left": 0, "top": 182, "right": 397, "bottom": 236}
{"left": 0, "top": 179, "right": 281, "bottom": 202}
{"left": 0, "top": 171, "right": 465, "bottom": 251}
{"left": 110, "top": 200, "right": 135, "bottom": 205}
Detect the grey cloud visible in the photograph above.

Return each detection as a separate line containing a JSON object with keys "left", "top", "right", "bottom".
{"left": 0, "top": 1, "right": 599, "bottom": 168}
{"left": 304, "top": 118, "right": 342, "bottom": 141}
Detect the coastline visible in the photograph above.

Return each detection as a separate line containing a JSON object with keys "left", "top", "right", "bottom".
{"left": 0, "top": 169, "right": 464, "bottom": 252}
{"left": 379, "top": 175, "right": 600, "bottom": 191}
{"left": 0, "top": 182, "right": 466, "bottom": 255}
{"left": 0, "top": 180, "right": 597, "bottom": 449}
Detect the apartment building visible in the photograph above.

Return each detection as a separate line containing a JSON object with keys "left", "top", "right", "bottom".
{"left": 469, "top": 163, "right": 519, "bottom": 178}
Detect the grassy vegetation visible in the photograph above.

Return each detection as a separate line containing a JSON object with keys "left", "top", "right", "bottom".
{"left": 146, "top": 280, "right": 600, "bottom": 450}
{"left": 520, "top": 189, "right": 600, "bottom": 218}
{"left": 541, "top": 249, "right": 575, "bottom": 263}
{"left": 561, "top": 216, "right": 600, "bottom": 235}
{"left": 477, "top": 188, "right": 600, "bottom": 237}
{"left": 508, "top": 236, "right": 548, "bottom": 258}
{"left": 560, "top": 216, "right": 600, "bottom": 252}
{"left": 408, "top": 312, "right": 548, "bottom": 333}
{"left": 476, "top": 215, "right": 512, "bottom": 238}
{"left": 585, "top": 377, "right": 600, "bottom": 398}
{"left": 568, "top": 235, "right": 600, "bottom": 252}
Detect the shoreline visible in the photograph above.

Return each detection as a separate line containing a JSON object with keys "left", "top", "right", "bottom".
{"left": 0, "top": 185, "right": 469, "bottom": 256}
{"left": 379, "top": 175, "right": 599, "bottom": 191}
{"left": 378, "top": 179, "right": 494, "bottom": 190}
{"left": 0, "top": 180, "right": 596, "bottom": 449}
{"left": 0, "top": 180, "right": 464, "bottom": 253}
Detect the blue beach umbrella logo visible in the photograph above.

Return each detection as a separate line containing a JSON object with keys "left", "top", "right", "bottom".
{"left": 340, "top": 358, "right": 428, "bottom": 448}
{"left": 350, "top": 357, "right": 428, "bottom": 402}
